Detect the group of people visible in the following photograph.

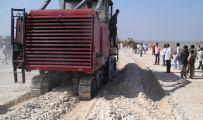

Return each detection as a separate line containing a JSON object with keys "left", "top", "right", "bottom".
{"left": 152, "top": 42, "right": 203, "bottom": 78}
{"left": 137, "top": 43, "right": 148, "bottom": 57}
{"left": 177, "top": 44, "right": 203, "bottom": 78}
{"left": 153, "top": 43, "right": 173, "bottom": 73}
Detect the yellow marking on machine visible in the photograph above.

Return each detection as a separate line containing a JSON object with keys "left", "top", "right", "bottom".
{"left": 36, "top": 67, "right": 40, "bottom": 70}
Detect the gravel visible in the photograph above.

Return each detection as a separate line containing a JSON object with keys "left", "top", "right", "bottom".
{"left": 0, "top": 49, "right": 179, "bottom": 120}
{"left": 86, "top": 50, "right": 177, "bottom": 120}
{"left": 0, "top": 87, "right": 79, "bottom": 120}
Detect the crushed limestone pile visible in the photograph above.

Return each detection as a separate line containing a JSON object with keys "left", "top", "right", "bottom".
{"left": 87, "top": 50, "right": 176, "bottom": 120}
{"left": 0, "top": 87, "right": 79, "bottom": 120}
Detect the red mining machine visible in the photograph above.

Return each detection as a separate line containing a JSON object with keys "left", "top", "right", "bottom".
{"left": 11, "top": 0, "right": 118, "bottom": 99}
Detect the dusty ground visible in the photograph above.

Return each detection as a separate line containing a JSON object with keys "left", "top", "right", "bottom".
{"left": 129, "top": 48, "right": 203, "bottom": 120}
{"left": 0, "top": 47, "right": 202, "bottom": 120}
{"left": 0, "top": 49, "right": 38, "bottom": 111}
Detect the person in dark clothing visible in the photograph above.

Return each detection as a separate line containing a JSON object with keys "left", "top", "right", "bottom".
{"left": 189, "top": 45, "right": 196, "bottom": 77}
{"left": 111, "top": 9, "right": 119, "bottom": 46}
{"left": 180, "top": 46, "right": 189, "bottom": 79}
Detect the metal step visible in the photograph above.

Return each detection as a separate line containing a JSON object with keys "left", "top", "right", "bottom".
{"left": 13, "top": 60, "right": 23, "bottom": 63}
{"left": 14, "top": 71, "right": 22, "bottom": 73}
{"left": 13, "top": 49, "right": 23, "bottom": 52}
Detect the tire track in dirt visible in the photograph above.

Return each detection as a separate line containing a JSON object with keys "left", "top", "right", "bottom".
{"left": 61, "top": 76, "right": 117, "bottom": 120}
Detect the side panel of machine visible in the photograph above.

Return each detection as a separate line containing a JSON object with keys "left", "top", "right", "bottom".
{"left": 92, "top": 12, "right": 109, "bottom": 71}
{"left": 101, "top": 22, "right": 109, "bottom": 58}
{"left": 92, "top": 12, "right": 101, "bottom": 71}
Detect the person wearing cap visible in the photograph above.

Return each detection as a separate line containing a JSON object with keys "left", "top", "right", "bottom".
{"left": 174, "top": 43, "right": 182, "bottom": 69}
{"left": 110, "top": 9, "right": 119, "bottom": 47}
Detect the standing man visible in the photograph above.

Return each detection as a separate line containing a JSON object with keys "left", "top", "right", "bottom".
{"left": 120, "top": 42, "right": 123, "bottom": 50}
{"left": 111, "top": 9, "right": 119, "bottom": 47}
{"left": 152, "top": 45, "right": 155, "bottom": 55}
{"left": 188, "top": 50, "right": 195, "bottom": 78}
{"left": 180, "top": 46, "right": 189, "bottom": 79}
{"left": 133, "top": 43, "right": 137, "bottom": 54}
{"left": 165, "top": 44, "right": 173, "bottom": 73}
{"left": 197, "top": 47, "right": 203, "bottom": 70}
{"left": 190, "top": 45, "right": 197, "bottom": 60}
{"left": 162, "top": 44, "right": 167, "bottom": 66}
{"left": 187, "top": 45, "right": 197, "bottom": 77}
{"left": 2, "top": 43, "right": 8, "bottom": 64}
{"left": 197, "top": 45, "right": 201, "bottom": 51}
{"left": 137, "top": 43, "right": 140, "bottom": 54}
{"left": 174, "top": 43, "right": 182, "bottom": 69}
{"left": 143, "top": 43, "right": 147, "bottom": 54}
{"left": 139, "top": 43, "right": 143, "bottom": 57}
{"left": 154, "top": 43, "right": 162, "bottom": 65}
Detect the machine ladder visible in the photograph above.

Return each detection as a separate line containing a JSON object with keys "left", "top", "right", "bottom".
{"left": 11, "top": 8, "right": 26, "bottom": 83}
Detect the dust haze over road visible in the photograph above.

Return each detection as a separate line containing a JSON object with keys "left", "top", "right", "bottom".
{"left": 0, "top": 49, "right": 181, "bottom": 120}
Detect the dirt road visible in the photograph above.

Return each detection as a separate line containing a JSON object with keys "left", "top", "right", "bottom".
{"left": 129, "top": 48, "right": 203, "bottom": 120}
{"left": 0, "top": 49, "right": 180, "bottom": 120}
{"left": 0, "top": 49, "right": 38, "bottom": 111}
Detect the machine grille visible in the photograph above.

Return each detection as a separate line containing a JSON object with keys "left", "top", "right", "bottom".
{"left": 25, "top": 15, "right": 93, "bottom": 67}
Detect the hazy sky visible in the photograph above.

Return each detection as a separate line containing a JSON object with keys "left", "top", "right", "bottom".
{"left": 0, "top": 0, "right": 203, "bottom": 42}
